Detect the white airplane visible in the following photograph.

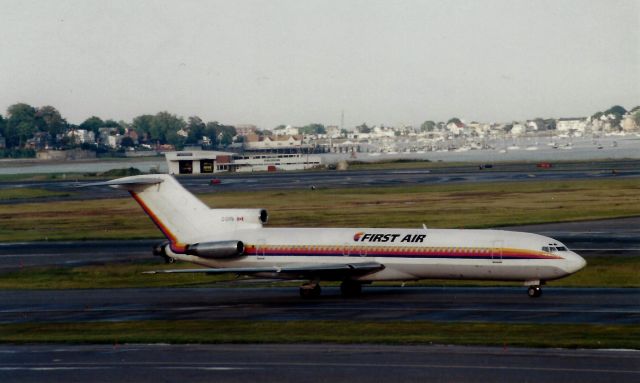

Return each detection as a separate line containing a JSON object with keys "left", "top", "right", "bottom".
{"left": 86, "top": 174, "right": 586, "bottom": 298}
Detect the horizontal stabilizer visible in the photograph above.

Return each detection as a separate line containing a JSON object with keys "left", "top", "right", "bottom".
{"left": 79, "top": 177, "right": 165, "bottom": 189}
{"left": 143, "top": 262, "right": 384, "bottom": 279}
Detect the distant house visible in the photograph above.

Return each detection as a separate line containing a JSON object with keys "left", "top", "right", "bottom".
{"left": 273, "top": 125, "right": 299, "bottom": 136}
{"left": 621, "top": 114, "right": 639, "bottom": 132}
{"left": 243, "top": 134, "right": 305, "bottom": 151}
{"left": 25, "top": 132, "right": 52, "bottom": 150}
{"left": 235, "top": 124, "right": 258, "bottom": 136}
{"left": 556, "top": 118, "right": 587, "bottom": 132}
{"left": 67, "top": 129, "right": 96, "bottom": 145}
{"left": 446, "top": 121, "right": 466, "bottom": 136}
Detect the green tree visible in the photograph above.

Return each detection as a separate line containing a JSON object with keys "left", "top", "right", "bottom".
{"left": 186, "top": 116, "right": 206, "bottom": 144}
{"left": 447, "top": 117, "right": 462, "bottom": 125}
{"left": 103, "top": 119, "right": 121, "bottom": 129}
{"left": 150, "top": 111, "right": 186, "bottom": 145}
{"left": 0, "top": 114, "right": 5, "bottom": 141}
{"left": 356, "top": 123, "right": 371, "bottom": 134}
{"left": 299, "top": 123, "right": 326, "bottom": 135}
{"left": 132, "top": 114, "right": 154, "bottom": 142}
{"left": 420, "top": 120, "right": 436, "bottom": 132}
{"left": 35, "top": 105, "right": 67, "bottom": 137}
{"left": 79, "top": 116, "right": 105, "bottom": 135}
{"left": 6, "top": 103, "right": 37, "bottom": 148}
{"left": 120, "top": 136, "right": 135, "bottom": 148}
{"left": 203, "top": 121, "right": 236, "bottom": 147}
{"left": 604, "top": 105, "right": 627, "bottom": 117}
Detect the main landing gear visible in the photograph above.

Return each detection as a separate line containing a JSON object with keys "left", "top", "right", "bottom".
{"left": 299, "top": 282, "right": 321, "bottom": 298}
{"left": 340, "top": 280, "right": 363, "bottom": 297}
{"left": 299, "top": 280, "right": 364, "bottom": 298}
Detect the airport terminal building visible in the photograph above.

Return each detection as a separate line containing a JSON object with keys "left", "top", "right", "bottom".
{"left": 165, "top": 150, "right": 322, "bottom": 175}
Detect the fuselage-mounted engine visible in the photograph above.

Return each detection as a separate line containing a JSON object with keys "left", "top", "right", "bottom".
{"left": 185, "top": 240, "right": 245, "bottom": 259}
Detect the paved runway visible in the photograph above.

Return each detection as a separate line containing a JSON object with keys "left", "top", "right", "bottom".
{"left": 1, "top": 344, "right": 638, "bottom": 383}
{"left": 1, "top": 286, "right": 638, "bottom": 325}
{"left": 2, "top": 162, "right": 639, "bottom": 203}
{"left": 0, "top": 239, "right": 157, "bottom": 271}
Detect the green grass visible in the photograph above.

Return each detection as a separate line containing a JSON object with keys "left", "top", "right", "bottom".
{"left": 0, "top": 188, "right": 74, "bottom": 200}
{"left": 0, "top": 320, "right": 637, "bottom": 349}
{"left": 0, "top": 178, "right": 639, "bottom": 242}
{"left": 0, "top": 261, "right": 233, "bottom": 289}
{"left": 0, "top": 256, "right": 637, "bottom": 290}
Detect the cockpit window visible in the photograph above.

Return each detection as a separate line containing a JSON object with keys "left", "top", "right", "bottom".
{"left": 543, "top": 245, "right": 568, "bottom": 252}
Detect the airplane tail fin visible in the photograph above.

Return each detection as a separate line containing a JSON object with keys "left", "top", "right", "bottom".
{"left": 84, "top": 174, "right": 266, "bottom": 252}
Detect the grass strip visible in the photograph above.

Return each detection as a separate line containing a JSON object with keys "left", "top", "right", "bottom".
{"left": 0, "top": 256, "right": 637, "bottom": 290}
{"left": 0, "top": 320, "right": 637, "bottom": 349}
{"left": 1, "top": 178, "right": 639, "bottom": 242}
{"left": 0, "top": 188, "right": 74, "bottom": 200}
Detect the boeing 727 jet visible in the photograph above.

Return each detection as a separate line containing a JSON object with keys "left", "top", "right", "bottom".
{"left": 86, "top": 174, "right": 586, "bottom": 298}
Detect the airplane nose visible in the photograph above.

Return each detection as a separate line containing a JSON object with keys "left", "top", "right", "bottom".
{"left": 566, "top": 252, "right": 587, "bottom": 274}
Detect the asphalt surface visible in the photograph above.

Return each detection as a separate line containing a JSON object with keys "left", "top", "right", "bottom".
{"left": 2, "top": 162, "right": 639, "bottom": 203}
{"left": 1, "top": 286, "right": 638, "bottom": 325}
{"left": 0, "top": 343, "right": 637, "bottom": 383}
{"left": 0, "top": 239, "right": 157, "bottom": 271}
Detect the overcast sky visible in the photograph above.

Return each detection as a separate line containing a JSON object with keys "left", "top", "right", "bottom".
{"left": 0, "top": 0, "right": 638, "bottom": 129}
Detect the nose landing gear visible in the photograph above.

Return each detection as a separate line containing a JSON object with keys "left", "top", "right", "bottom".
{"left": 527, "top": 285, "right": 542, "bottom": 298}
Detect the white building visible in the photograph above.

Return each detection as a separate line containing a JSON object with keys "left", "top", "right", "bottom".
{"left": 556, "top": 118, "right": 587, "bottom": 133}
{"left": 67, "top": 129, "right": 95, "bottom": 144}
{"left": 165, "top": 150, "right": 321, "bottom": 175}
{"left": 243, "top": 134, "right": 306, "bottom": 151}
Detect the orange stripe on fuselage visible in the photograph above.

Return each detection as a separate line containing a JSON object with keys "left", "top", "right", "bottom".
{"left": 129, "top": 191, "right": 187, "bottom": 253}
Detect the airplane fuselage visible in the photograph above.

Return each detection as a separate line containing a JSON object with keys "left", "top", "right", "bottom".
{"left": 167, "top": 227, "right": 586, "bottom": 283}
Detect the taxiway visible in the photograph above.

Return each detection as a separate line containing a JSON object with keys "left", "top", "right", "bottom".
{"left": 1, "top": 286, "right": 637, "bottom": 325}
{"left": 1, "top": 344, "right": 638, "bottom": 383}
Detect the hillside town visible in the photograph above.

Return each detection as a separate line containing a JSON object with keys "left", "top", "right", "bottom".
{"left": 0, "top": 103, "right": 638, "bottom": 160}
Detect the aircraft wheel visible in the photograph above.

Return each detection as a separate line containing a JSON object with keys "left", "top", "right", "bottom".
{"left": 340, "top": 280, "right": 362, "bottom": 297}
{"left": 164, "top": 256, "right": 175, "bottom": 264}
{"left": 300, "top": 283, "right": 321, "bottom": 299}
{"left": 527, "top": 285, "right": 542, "bottom": 298}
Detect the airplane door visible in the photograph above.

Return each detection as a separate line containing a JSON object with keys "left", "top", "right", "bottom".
{"left": 256, "top": 239, "right": 266, "bottom": 260}
{"left": 492, "top": 240, "right": 503, "bottom": 263}
{"left": 342, "top": 243, "right": 351, "bottom": 257}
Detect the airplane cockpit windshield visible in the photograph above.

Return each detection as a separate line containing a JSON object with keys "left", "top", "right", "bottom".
{"left": 542, "top": 245, "right": 568, "bottom": 252}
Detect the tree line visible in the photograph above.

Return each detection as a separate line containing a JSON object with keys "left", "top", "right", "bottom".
{"left": 0, "top": 102, "right": 237, "bottom": 156}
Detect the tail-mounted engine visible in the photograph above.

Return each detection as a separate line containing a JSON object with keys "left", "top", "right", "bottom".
{"left": 152, "top": 241, "right": 175, "bottom": 264}
{"left": 185, "top": 240, "right": 245, "bottom": 259}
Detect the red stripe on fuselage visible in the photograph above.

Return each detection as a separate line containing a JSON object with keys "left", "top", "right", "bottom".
{"left": 244, "top": 245, "right": 563, "bottom": 260}
{"left": 129, "top": 191, "right": 187, "bottom": 253}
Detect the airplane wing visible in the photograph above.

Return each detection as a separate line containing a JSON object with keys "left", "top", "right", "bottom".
{"left": 143, "top": 262, "right": 384, "bottom": 280}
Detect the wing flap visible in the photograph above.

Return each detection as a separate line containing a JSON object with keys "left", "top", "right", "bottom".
{"left": 143, "top": 262, "right": 384, "bottom": 279}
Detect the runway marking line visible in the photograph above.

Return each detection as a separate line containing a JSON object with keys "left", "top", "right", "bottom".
{"left": 0, "top": 362, "right": 637, "bottom": 375}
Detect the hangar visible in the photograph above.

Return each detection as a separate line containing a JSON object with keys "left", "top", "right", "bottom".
{"left": 165, "top": 150, "right": 322, "bottom": 175}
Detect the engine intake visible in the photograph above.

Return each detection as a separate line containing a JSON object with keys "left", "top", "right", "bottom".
{"left": 152, "top": 241, "right": 170, "bottom": 257}
{"left": 186, "top": 240, "right": 245, "bottom": 259}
